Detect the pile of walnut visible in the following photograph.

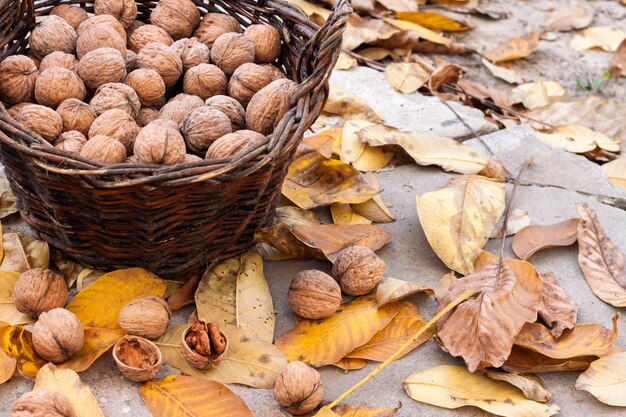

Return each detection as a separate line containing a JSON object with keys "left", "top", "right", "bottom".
{"left": 0, "top": 0, "right": 296, "bottom": 166}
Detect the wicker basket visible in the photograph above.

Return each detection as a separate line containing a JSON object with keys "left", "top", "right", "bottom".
{"left": 0, "top": 0, "right": 351, "bottom": 278}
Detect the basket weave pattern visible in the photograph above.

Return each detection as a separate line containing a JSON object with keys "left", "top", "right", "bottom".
{"left": 0, "top": 0, "right": 352, "bottom": 278}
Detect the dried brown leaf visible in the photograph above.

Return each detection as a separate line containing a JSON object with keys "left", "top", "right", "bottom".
{"left": 545, "top": 3, "right": 593, "bottom": 32}
{"left": 481, "top": 58, "right": 524, "bottom": 84}
{"left": 385, "top": 62, "right": 430, "bottom": 94}
{"left": 502, "top": 345, "right": 598, "bottom": 374}
{"left": 538, "top": 272, "right": 577, "bottom": 338}
{"left": 395, "top": 11, "right": 471, "bottom": 31}
{"left": 376, "top": 277, "right": 433, "bottom": 307}
{"left": 512, "top": 218, "right": 579, "bottom": 260}
{"left": 570, "top": 27, "right": 626, "bottom": 52}
{"left": 609, "top": 38, "right": 626, "bottom": 77}
{"left": 428, "top": 63, "right": 464, "bottom": 92}
{"left": 333, "top": 403, "right": 401, "bottom": 416}
{"left": 601, "top": 158, "right": 626, "bottom": 188}
{"left": 479, "top": 369, "right": 551, "bottom": 402}
{"left": 325, "top": 86, "right": 384, "bottom": 123}
{"left": 332, "top": 357, "right": 368, "bottom": 371}
{"left": 483, "top": 32, "right": 541, "bottom": 63}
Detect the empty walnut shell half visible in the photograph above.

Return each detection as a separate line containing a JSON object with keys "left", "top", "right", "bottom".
{"left": 112, "top": 335, "right": 162, "bottom": 382}
{"left": 181, "top": 321, "right": 228, "bottom": 370}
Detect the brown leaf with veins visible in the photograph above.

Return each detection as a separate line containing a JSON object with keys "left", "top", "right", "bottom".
{"left": 376, "top": 278, "right": 433, "bottom": 307}
{"left": 538, "top": 272, "right": 577, "bottom": 338}
{"left": 502, "top": 345, "right": 598, "bottom": 374}
{"left": 483, "top": 32, "right": 541, "bottom": 63}
{"left": 478, "top": 369, "right": 551, "bottom": 402}
{"left": 512, "top": 218, "right": 579, "bottom": 260}
{"left": 577, "top": 203, "right": 626, "bottom": 307}
{"left": 436, "top": 258, "right": 543, "bottom": 372}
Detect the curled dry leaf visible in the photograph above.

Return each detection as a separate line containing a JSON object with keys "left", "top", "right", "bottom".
{"left": 324, "top": 86, "right": 384, "bottom": 123}
{"left": 403, "top": 365, "right": 559, "bottom": 416}
{"left": 489, "top": 208, "right": 531, "bottom": 239}
{"left": 351, "top": 173, "right": 396, "bottom": 224}
{"left": 601, "top": 158, "right": 626, "bottom": 188}
{"left": 275, "top": 294, "right": 400, "bottom": 367}
{"left": 481, "top": 58, "right": 524, "bottom": 84}
{"left": 483, "top": 32, "right": 541, "bottom": 63}
{"left": 395, "top": 11, "right": 471, "bottom": 31}
{"left": 298, "top": 130, "right": 339, "bottom": 159}
{"left": 514, "top": 314, "right": 619, "bottom": 360}
{"left": 140, "top": 375, "right": 253, "bottom": 417}
{"left": 333, "top": 403, "right": 401, "bottom": 416}
{"left": 502, "top": 345, "right": 598, "bottom": 374}
{"left": 331, "top": 204, "right": 372, "bottom": 225}
{"left": 575, "top": 351, "right": 626, "bottom": 406}
{"left": 156, "top": 323, "right": 287, "bottom": 389}
{"left": 0, "top": 323, "right": 46, "bottom": 379}
{"left": 346, "top": 302, "right": 433, "bottom": 362}
{"left": 333, "top": 357, "right": 368, "bottom": 371}
{"left": 274, "top": 206, "right": 323, "bottom": 227}
{"left": 479, "top": 369, "right": 551, "bottom": 403}
{"left": 167, "top": 272, "right": 201, "bottom": 310}
{"left": 376, "top": 277, "right": 433, "bottom": 307}
{"left": 383, "top": 17, "right": 452, "bottom": 46}
{"left": 540, "top": 125, "right": 620, "bottom": 153}
{"left": 545, "top": 3, "right": 593, "bottom": 32}
{"left": 0, "top": 270, "right": 32, "bottom": 325}
{"left": 427, "top": 63, "right": 464, "bottom": 93}
{"left": 1, "top": 232, "right": 49, "bottom": 273}
{"left": 384, "top": 62, "right": 430, "bottom": 94}
{"left": 570, "top": 27, "right": 626, "bottom": 52}
{"left": 417, "top": 175, "right": 505, "bottom": 275}
{"left": 436, "top": 255, "right": 543, "bottom": 372}
{"left": 509, "top": 81, "right": 568, "bottom": 110}
{"left": 195, "top": 252, "right": 275, "bottom": 343}
{"left": 512, "top": 218, "right": 579, "bottom": 260}
{"left": 538, "top": 272, "right": 577, "bottom": 338}
{"left": 434, "top": 272, "right": 456, "bottom": 301}
{"left": 33, "top": 363, "right": 104, "bottom": 417}
{"left": 576, "top": 203, "right": 626, "bottom": 307}
{"left": 0, "top": 176, "right": 17, "bottom": 219}
{"left": 0, "top": 323, "right": 16, "bottom": 384}
{"left": 341, "top": 120, "right": 394, "bottom": 172}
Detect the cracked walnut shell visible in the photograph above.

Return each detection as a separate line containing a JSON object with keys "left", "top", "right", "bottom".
{"left": 205, "top": 130, "right": 265, "bottom": 160}
{"left": 32, "top": 308, "right": 84, "bottom": 363}
{"left": 133, "top": 120, "right": 186, "bottom": 164}
{"left": 181, "top": 106, "right": 232, "bottom": 153}
{"left": 227, "top": 62, "right": 272, "bottom": 107}
{"left": 113, "top": 335, "right": 162, "bottom": 382}
{"left": 77, "top": 47, "right": 127, "bottom": 89}
{"left": 15, "top": 104, "right": 63, "bottom": 142}
{"left": 0, "top": 55, "right": 39, "bottom": 106}
{"left": 90, "top": 82, "right": 140, "bottom": 118}
{"left": 50, "top": 4, "right": 88, "bottom": 30}
{"left": 210, "top": 32, "right": 255, "bottom": 76}
{"left": 151, "top": 0, "right": 200, "bottom": 40}
{"left": 80, "top": 135, "right": 127, "bottom": 164}
{"left": 94, "top": 0, "right": 137, "bottom": 28}
{"left": 205, "top": 95, "right": 245, "bottom": 131}
{"left": 89, "top": 109, "right": 140, "bottom": 154}
{"left": 128, "top": 24, "right": 174, "bottom": 53}
{"left": 274, "top": 361, "right": 323, "bottom": 415}
{"left": 35, "top": 67, "right": 86, "bottom": 108}
{"left": 182, "top": 63, "right": 227, "bottom": 100}
{"left": 125, "top": 68, "right": 166, "bottom": 108}
{"left": 29, "top": 16, "right": 77, "bottom": 59}
{"left": 244, "top": 24, "right": 281, "bottom": 63}
{"left": 181, "top": 321, "right": 228, "bottom": 369}
{"left": 332, "top": 245, "right": 386, "bottom": 296}
{"left": 246, "top": 79, "right": 298, "bottom": 135}
{"left": 118, "top": 296, "right": 171, "bottom": 339}
{"left": 56, "top": 99, "right": 97, "bottom": 136}
{"left": 136, "top": 43, "right": 182, "bottom": 87}
{"left": 13, "top": 268, "right": 67, "bottom": 318}
{"left": 288, "top": 270, "right": 341, "bottom": 319}
{"left": 193, "top": 13, "right": 241, "bottom": 47}
{"left": 10, "top": 390, "right": 77, "bottom": 417}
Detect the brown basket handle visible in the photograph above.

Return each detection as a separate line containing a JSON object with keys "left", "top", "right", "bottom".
{"left": 295, "top": 0, "right": 352, "bottom": 98}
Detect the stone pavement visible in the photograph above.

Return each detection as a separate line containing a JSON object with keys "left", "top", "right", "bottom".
{"left": 1, "top": 68, "right": 625, "bottom": 416}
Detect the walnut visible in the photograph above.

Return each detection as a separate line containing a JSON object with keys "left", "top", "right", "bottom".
{"left": 118, "top": 296, "right": 171, "bottom": 339}
{"left": 158, "top": 99, "right": 201, "bottom": 127}
{"left": 193, "top": 13, "right": 241, "bottom": 47}
{"left": 287, "top": 270, "right": 341, "bottom": 319}
{"left": 181, "top": 321, "right": 228, "bottom": 369}
{"left": 244, "top": 24, "right": 281, "bottom": 63}
{"left": 76, "top": 25, "right": 126, "bottom": 59}
{"left": 77, "top": 47, "right": 127, "bottom": 89}
{"left": 246, "top": 79, "right": 297, "bottom": 134}
{"left": 205, "top": 95, "right": 245, "bottom": 130}
{"left": 210, "top": 33, "right": 255, "bottom": 76}
{"left": 90, "top": 82, "right": 140, "bottom": 118}
{"left": 35, "top": 67, "right": 86, "bottom": 108}
{"left": 54, "top": 131, "right": 87, "bottom": 154}
{"left": 184, "top": 153, "right": 202, "bottom": 162}
{"left": 56, "top": 98, "right": 97, "bottom": 136}
{"left": 15, "top": 104, "right": 63, "bottom": 142}
{"left": 274, "top": 361, "right": 323, "bottom": 415}
{"left": 7, "top": 103, "right": 30, "bottom": 119}
{"left": 205, "top": 130, "right": 265, "bottom": 159}
{"left": 171, "top": 38, "right": 210, "bottom": 72}
{"left": 169, "top": 93, "right": 204, "bottom": 107}
{"left": 13, "top": 269, "right": 67, "bottom": 318}
{"left": 88, "top": 109, "right": 140, "bottom": 154}
{"left": 126, "top": 69, "right": 166, "bottom": 108}
{"left": 134, "top": 120, "right": 186, "bottom": 164}
{"left": 77, "top": 14, "right": 127, "bottom": 44}
{"left": 261, "top": 64, "right": 288, "bottom": 81}
{"left": 39, "top": 51, "right": 79, "bottom": 72}
{"left": 112, "top": 335, "right": 162, "bottom": 382}
{"left": 80, "top": 135, "right": 127, "bottom": 164}
{"left": 0, "top": 55, "right": 38, "bottom": 106}
{"left": 125, "top": 20, "right": 144, "bottom": 40}
{"left": 136, "top": 43, "right": 182, "bottom": 87}
{"left": 94, "top": 0, "right": 137, "bottom": 28}
{"left": 129, "top": 25, "right": 174, "bottom": 53}
{"left": 29, "top": 16, "right": 77, "bottom": 60}
{"left": 32, "top": 308, "right": 84, "bottom": 363}
{"left": 182, "top": 63, "right": 226, "bottom": 100}
{"left": 10, "top": 390, "right": 77, "bottom": 417}
{"left": 136, "top": 107, "right": 159, "bottom": 127}
{"left": 227, "top": 63, "right": 272, "bottom": 107}
{"left": 50, "top": 4, "right": 88, "bottom": 30}
{"left": 181, "top": 107, "right": 231, "bottom": 153}
{"left": 332, "top": 246, "right": 386, "bottom": 296}
{"left": 125, "top": 49, "right": 137, "bottom": 73}
{"left": 151, "top": 0, "right": 200, "bottom": 40}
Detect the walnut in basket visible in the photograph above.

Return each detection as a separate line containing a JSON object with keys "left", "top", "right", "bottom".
{"left": 261, "top": 64, "right": 288, "bottom": 81}
{"left": 35, "top": 67, "right": 86, "bottom": 108}
{"left": 7, "top": 103, "right": 30, "bottom": 119}
{"left": 227, "top": 63, "right": 273, "bottom": 107}
{"left": 90, "top": 82, "right": 141, "bottom": 118}
{"left": 15, "top": 104, "right": 63, "bottom": 142}
{"left": 210, "top": 33, "right": 255, "bottom": 77}
{"left": 76, "top": 25, "right": 127, "bottom": 59}
{"left": 244, "top": 24, "right": 282, "bottom": 64}
{"left": 182, "top": 64, "right": 227, "bottom": 100}
{"left": 205, "top": 95, "right": 245, "bottom": 131}
{"left": 80, "top": 135, "right": 127, "bottom": 164}
{"left": 171, "top": 38, "right": 211, "bottom": 72}
{"left": 205, "top": 130, "right": 265, "bottom": 160}
{"left": 89, "top": 109, "right": 140, "bottom": 154}
{"left": 158, "top": 100, "right": 201, "bottom": 128}
{"left": 181, "top": 107, "right": 232, "bottom": 154}
{"left": 126, "top": 69, "right": 166, "bottom": 108}
{"left": 56, "top": 98, "right": 97, "bottom": 136}
{"left": 77, "top": 48, "right": 127, "bottom": 89}
{"left": 136, "top": 107, "right": 159, "bottom": 127}
{"left": 77, "top": 14, "right": 127, "bottom": 44}
{"left": 193, "top": 13, "right": 241, "bottom": 48}
{"left": 136, "top": 43, "right": 182, "bottom": 87}
{"left": 134, "top": 120, "right": 186, "bottom": 165}
{"left": 151, "top": 0, "right": 200, "bottom": 40}
{"left": 246, "top": 79, "right": 298, "bottom": 135}
{"left": 39, "top": 51, "right": 79, "bottom": 73}
{"left": 0, "top": 55, "right": 39, "bottom": 106}
{"left": 50, "top": 4, "right": 89, "bottom": 30}
{"left": 94, "top": 0, "right": 137, "bottom": 28}
{"left": 54, "top": 131, "right": 87, "bottom": 154}
{"left": 29, "top": 16, "right": 77, "bottom": 59}
{"left": 128, "top": 25, "right": 174, "bottom": 53}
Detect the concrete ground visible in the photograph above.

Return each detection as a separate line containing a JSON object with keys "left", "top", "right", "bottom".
{"left": 2, "top": 71, "right": 626, "bottom": 416}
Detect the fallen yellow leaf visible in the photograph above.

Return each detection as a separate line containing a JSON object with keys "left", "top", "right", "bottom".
{"left": 483, "top": 32, "right": 541, "bottom": 63}
{"left": 0, "top": 270, "right": 32, "bottom": 325}
{"left": 570, "top": 27, "right": 626, "bottom": 52}
{"left": 59, "top": 327, "right": 125, "bottom": 372}
{"left": 333, "top": 357, "right": 368, "bottom": 371}
{"left": 376, "top": 277, "right": 433, "bottom": 307}
{"left": 0, "top": 323, "right": 46, "bottom": 379}
{"left": 331, "top": 204, "right": 372, "bottom": 225}
{"left": 479, "top": 370, "right": 551, "bottom": 403}
{"left": 275, "top": 295, "right": 400, "bottom": 367}
{"left": 384, "top": 17, "right": 452, "bottom": 46}
{"left": 510, "top": 81, "right": 567, "bottom": 110}
{"left": 0, "top": 177, "right": 17, "bottom": 219}
{"left": 601, "top": 158, "right": 626, "bottom": 188}
{"left": 395, "top": 11, "right": 471, "bottom": 31}
{"left": 1, "top": 232, "right": 49, "bottom": 273}
{"left": 576, "top": 351, "right": 626, "bottom": 406}
{"left": 334, "top": 403, "right": 401, "bottom": 416}
{"left": 325, "top": 86, "right": 384, "bottom": 123}
{"left": 503, "top": 345, "right": 598, "bottom": 374}
{"left": 0, "top": 323, "right": 16, "bottom": 384}
{"left": 351, "top": 174, "right": 396, "bottom": 223}
{"left": 481, "top": 58, "right": 524, "bottom": 84}
{"left": 315, "top": 406, "right": 342, "bottom": 417}
{"left": 385, "top": 62, "right": 430, "bottom": 94}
